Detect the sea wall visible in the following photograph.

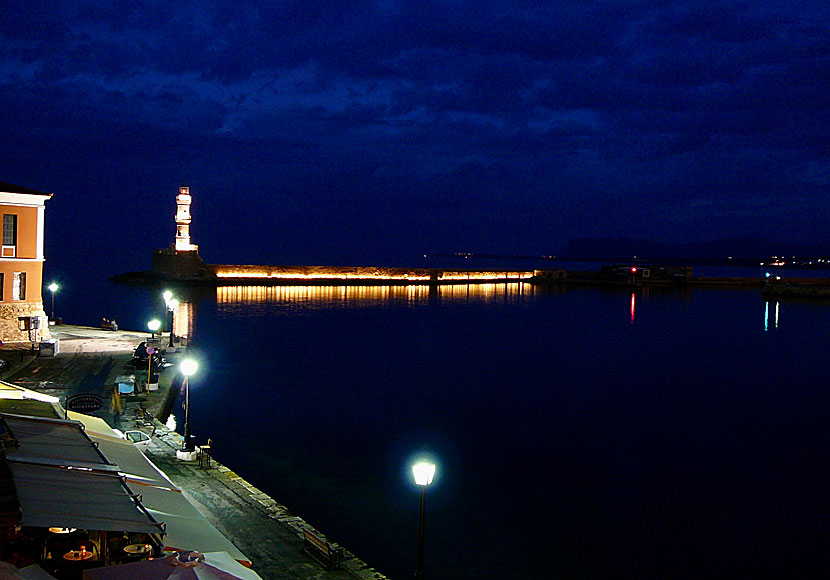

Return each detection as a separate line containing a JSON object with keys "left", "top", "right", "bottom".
{"left": 211, "top": 264, "right": 535, "bottom": 284}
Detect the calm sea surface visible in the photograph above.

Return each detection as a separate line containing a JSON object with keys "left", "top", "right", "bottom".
{"left": 52, "top": 267, "right": 830, "bottom": 579}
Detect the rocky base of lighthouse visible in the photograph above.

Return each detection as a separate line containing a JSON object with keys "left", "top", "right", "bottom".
{"left": 151, "top": 247, "right": 217, "bottom": 281}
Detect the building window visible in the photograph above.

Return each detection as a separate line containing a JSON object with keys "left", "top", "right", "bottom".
{"left": 12, "top": 272, "right": 25, "bottom": 301}
{"left": 3, "top": 214, "right": 17, "bottom": 247}
{"left": 0, "top": 273, "right": 4, "bottom": 301}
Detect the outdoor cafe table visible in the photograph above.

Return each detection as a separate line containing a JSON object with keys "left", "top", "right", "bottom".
{"left": 123, "top": 543, "right": 152, "bottom": 558}
{"left": 64, "top": 550, "right": 93, "bottom": 561}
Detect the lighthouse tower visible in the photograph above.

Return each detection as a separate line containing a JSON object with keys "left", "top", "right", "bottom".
{"left": 174, "top": 184, "right": 198, "bottom": 252}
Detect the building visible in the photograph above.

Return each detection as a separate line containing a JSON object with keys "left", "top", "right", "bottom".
{"left": 151, "top": 184, "right": 215, "bottom": 282}
{"left": 0, "top": 182, "right": 52, "bottom": 344}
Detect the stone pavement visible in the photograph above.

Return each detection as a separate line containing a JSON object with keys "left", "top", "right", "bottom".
{"left": 0, "top": 325, "right": 390, "bottom": 580}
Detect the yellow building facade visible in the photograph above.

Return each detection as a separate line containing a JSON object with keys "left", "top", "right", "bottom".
{"left": 0, "top": 182, "right": 52, "bottom": 344}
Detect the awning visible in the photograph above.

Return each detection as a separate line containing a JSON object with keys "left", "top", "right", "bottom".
{"left": 0, "top": 393, "right": 248, "bottom": 564}
{"left": 1, "top": 413, "right": 110, "bottom": 467}
{"left": 9, "top": 462, "right": 161, "bottom": 533}
{"left": 74, "top": 417, "right": 249, "bottom": 563}
{"left": 1, "top": 412, "right": 163, "bottom": 534}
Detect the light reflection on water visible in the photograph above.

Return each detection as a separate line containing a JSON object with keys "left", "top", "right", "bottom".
{"left": 764, "top": 300, "right": 780, "bottom": 331}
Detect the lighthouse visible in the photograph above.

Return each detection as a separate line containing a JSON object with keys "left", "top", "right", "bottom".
{"left": 175, "top": 184, "right": 198, "bottom": 252}
{"left": 150, "top": 183, "right": 213, "bottom": 281}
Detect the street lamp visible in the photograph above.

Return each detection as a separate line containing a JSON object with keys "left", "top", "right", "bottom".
{"left": 148, "top": 319, "right": 160, "bottom": 341}
{"left": 167, "top": 298, "right": 179, "bottom": 347}
{"left": 180, "top": 359, "right": 197, "bottom": 452}
{"left": 412, "top": 461, "right": 436, "bottom": 579}
{"left": 47, "top": 283, "right": 59, "bottom": 320}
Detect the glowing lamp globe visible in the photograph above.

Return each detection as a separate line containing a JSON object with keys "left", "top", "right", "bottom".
{"left": 181, "top": 359, "right": 198, "bottom": 377}
{"left": 412, "top": 462, "right": 436, "bottom": 486}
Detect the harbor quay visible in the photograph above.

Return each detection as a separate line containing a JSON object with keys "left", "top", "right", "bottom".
{"left": 0, "top": 325, "right": 390, "bottom": 580}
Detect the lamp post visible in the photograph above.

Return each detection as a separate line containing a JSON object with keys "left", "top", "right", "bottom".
{"left": 47, "top": 283, "right": 59, "bottom": 320}
{"left": 180, "top": 359, "right": 197, "bottom": 452}
{"left": 148, "top": 319, "right": 160, "bottom": 341}
{"left": 412, "top": 461, "right": 436, "bottom": 579}
{"left": 167, "top": 298, "right": 179, "bottom": 348}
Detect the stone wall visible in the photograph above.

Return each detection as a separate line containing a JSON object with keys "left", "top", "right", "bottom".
{"left": 212, "top": 264, "right": 536, "bottom": 282}
{"left": 0, "top": 301, "right": 50, "bottom": 344}
{"left": 152, "top": 248, "right": 216, "bottom": 281}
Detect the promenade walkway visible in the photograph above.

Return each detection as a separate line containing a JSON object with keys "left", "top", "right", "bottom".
{"left": 0, "top": 325, "right": 389, "bottom": 580}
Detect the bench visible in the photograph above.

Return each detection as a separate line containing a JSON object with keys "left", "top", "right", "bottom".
{"left": 302, "top": 528, "right": 343, "bottom": 570}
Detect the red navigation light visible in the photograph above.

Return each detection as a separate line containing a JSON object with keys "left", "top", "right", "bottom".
{"left": 630, "top": 267, "right": 637, "bottom": 273}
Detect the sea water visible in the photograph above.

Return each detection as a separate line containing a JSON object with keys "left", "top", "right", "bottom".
{"left": 54, "top": 273, "right": 830, "bottom": 579}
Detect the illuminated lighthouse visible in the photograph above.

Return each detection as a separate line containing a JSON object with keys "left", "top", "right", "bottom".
{"left": 174, "top": 184, "right": 198, "bottom": 252}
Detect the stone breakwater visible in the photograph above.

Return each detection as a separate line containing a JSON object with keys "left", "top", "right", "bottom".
{"left": 212, "top": 263, "right": 535, "bottom": 283}
{"left": 116, "top": 248, "right": 537, "bottom": 285}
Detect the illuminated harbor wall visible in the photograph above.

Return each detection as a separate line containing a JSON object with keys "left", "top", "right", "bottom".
{"left": 211, "top": 264, "right": 535, "bottom": 284}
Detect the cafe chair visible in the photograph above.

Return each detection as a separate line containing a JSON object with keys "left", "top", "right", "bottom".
{"left": 105, "top": 536, "right": 127, "bottom": 565}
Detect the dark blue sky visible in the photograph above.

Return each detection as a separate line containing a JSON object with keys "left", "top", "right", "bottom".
{"left": 1, "top": 1, "right": 828, "bottom": 274}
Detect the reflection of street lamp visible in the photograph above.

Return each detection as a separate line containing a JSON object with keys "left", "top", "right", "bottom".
{"left": 162, "top": 290, "right": 173, "bottom": 332}
{"left": 167, "top": 298, "right": 179, "bottom": 347}
{"left": 412, "top": 461, "right": 436, "bottom": 579}
{"left": 48, "top": 283, "right": 59, "bottom": 320}
{"left": 180, "top": 359, "right": 197, "bottom": 452}
{"left": 148, "top": 319, "right": 160, "bottom": 341}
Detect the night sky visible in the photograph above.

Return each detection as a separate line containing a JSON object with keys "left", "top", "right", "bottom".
{"left": 1, "top": 2, "right": 828, "bottom": 276}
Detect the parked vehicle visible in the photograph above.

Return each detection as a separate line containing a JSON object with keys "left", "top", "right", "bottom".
{"left": 131, "top": 342, "right": 166, "bottom": 368}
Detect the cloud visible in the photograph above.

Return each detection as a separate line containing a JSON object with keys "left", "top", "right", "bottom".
{"left": 1, "top": 0, "right": 828, "bottom": 256}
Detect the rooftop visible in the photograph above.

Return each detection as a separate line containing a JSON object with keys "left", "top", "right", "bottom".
{"left": 0, "top": 181, "right": 52, "bottom": 196}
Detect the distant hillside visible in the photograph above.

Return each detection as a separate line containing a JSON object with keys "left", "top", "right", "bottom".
{"left": 556, "top": 237, "right": 830, "bottom": 261}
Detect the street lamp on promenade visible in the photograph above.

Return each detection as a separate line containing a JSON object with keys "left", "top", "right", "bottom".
{"left": 412, "top": 461, "right": 436, "bottom": 579}
{"left": 48, "top": 283, "right": 59, "bottom": 320}
{"left": 180, "top": 359, "right": 197, "bottom": 452}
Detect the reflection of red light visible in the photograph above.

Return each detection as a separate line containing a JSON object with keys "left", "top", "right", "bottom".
{"left": 630, "top": 267, "right": 637, "bottom": 273}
